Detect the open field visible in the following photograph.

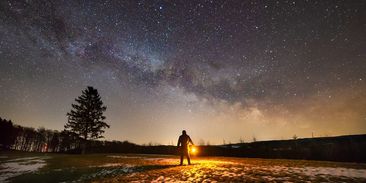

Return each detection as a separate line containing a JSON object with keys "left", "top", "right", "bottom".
{"left": 1, "top": 152, "right": 366, "bottom": 182}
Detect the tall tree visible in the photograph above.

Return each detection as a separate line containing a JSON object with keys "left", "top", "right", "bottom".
{"left": 65, "top": 86, "right": 110, "bottom": 154}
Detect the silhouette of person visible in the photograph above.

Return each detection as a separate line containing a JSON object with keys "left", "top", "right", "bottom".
{"left": 177, "top": 130, "right": 194, "bottom": 165}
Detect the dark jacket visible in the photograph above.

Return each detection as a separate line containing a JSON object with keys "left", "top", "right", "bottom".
{"left": 177, "top": 134, "right": 193, "bottom": 149}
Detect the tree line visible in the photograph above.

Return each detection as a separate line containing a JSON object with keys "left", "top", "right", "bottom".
{"left": 0, "top": 86, "right": 111, "bottom": 153}
{"left": 0, "top": 117, "right": 141, "bottom": 153}
{"left": 0, "top": 117, "right": 80, "bottom": 152}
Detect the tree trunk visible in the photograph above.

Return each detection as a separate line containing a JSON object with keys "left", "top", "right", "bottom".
{"left": 81, "top": 142, "right": 86, "bottom": 154}
{"left": 81, "top": 135, "right": 87, "bottom": 154}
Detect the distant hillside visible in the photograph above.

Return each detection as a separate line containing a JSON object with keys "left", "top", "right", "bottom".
{"left": 198, "top": 134, "right": 366, "bottom": 163}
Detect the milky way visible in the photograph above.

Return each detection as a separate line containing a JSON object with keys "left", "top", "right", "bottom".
{"left": 0, "top": 0, "right": 365, "bottom": 144}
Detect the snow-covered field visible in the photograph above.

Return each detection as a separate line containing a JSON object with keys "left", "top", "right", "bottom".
{"left": 0, "top": 156, "right": 49, "bottom": 182}
{"left": 0, "top": 152, "right": 365, "bottom": 182}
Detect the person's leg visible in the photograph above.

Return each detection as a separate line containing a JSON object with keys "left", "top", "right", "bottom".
{"left": 180, "top": 149, "right": 184, "bottom": 165}
{"left": 186, "top": 150, "right": 191, "bottom": 165}
{"left": 180, "top": 155, "right": 183, "bottom": 165}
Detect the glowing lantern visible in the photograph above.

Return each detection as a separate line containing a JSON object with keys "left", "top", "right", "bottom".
{"left": 190, "top": 146, "right": 198, "bottom": 154}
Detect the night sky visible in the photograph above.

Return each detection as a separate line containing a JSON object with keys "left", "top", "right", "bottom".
{"left": 0, "top": 0, "right": 365, "bottom": 145}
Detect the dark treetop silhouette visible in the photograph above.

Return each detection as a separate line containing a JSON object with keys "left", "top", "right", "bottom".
{"left": 177, "top": 130, "right": 194, "bottom": 165}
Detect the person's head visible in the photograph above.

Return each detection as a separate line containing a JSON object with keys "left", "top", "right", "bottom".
{"left": 182, "top": 130, "right": 186, "bottom": 135}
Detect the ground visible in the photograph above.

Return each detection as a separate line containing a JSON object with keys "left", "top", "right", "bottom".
{"left": 1, "top": 152, "right": 366, "bottom": 182}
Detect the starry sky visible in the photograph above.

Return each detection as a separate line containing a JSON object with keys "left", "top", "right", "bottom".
{"left": 0, "top": 0, "right": 365, "bottom": 145}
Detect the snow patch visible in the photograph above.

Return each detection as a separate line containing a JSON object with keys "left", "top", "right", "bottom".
{"left": 92, "top": 163, "right": 135, "bottom": 168}
{"left": 107, "top": 155, "right": 143, "bottom": 159}
{"left": 79, "top": 164, "right": 136, "bottom": 181}
{"left": 0, "top": 156, "right": 48, "bottom": 182}
{"left": 299, "top": 166, "right": 366, "bottom": 178}
{"left": 6, "top": 157, "right": 39, "bottom": 162}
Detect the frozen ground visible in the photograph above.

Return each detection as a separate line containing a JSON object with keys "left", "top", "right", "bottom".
{"left": 0, "top": 156, "right": 49, "bottom": 182}
{"left": 0, "top": 152, "right": 365, "bottom": 182}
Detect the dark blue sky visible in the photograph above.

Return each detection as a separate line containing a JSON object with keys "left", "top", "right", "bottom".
{"left": 0, "top": 0, "right": 365, "bottom": 144}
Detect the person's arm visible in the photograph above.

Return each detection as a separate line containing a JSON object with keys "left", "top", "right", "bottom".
{"left": 189, "top": 136, "right": 194, "bottom": 145}
{"left": 177, "top": 136, "right": 181, "bottom": 147}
